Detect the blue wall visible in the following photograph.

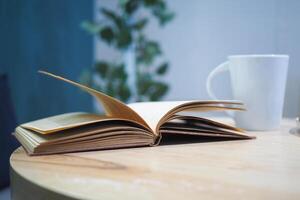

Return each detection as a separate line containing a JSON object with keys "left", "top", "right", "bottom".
{"left": 0, "top": 0, "right": 93, "bottom": 123}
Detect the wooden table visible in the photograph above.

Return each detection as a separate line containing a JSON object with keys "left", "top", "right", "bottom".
{"left": 10, "top": 118, "right": 300, "bottom": 200}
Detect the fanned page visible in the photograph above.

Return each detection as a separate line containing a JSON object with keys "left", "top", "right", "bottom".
{"left": 38, "top": 71, "right": 151, "bottom": 131}
{"left": 21, "top": 112, "right": 149, "bottom": 135}
{"left": 21, "top": 112, "right": 113, "bottom": 134}
{"left": 15, "top": 117, "right": 154, "bottom": 155}
{"left": 128, "top": 101, "right": 246, "bottom": 135}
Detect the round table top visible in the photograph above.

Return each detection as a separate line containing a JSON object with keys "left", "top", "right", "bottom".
{"left": 10, "top": 118, "right": 300, "bottom": 200}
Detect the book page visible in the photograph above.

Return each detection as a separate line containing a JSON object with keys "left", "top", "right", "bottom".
{"left": 21, "top": 112, "right": 150, "bottom": 134}
{"left": 128, "top": 100, "right": 245, "bottom": 135}
{"left": 38, "top": 71, "right": 150, "bottom": 130}
{"left": 160, "top": 115, "right": 254, "bottom": 138}
{"left": 21, "top": 112, "right": 108, "bottom": 134}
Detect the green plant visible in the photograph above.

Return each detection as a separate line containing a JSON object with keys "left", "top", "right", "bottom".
{"left": 80, "top": 0, "right": 174, "bottom": 102}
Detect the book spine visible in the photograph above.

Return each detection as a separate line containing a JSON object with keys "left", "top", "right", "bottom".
{"left": 150, "top": 135, "right": 162, "bottom": 146}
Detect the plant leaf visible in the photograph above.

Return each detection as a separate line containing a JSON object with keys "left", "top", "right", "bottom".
{"left": 101, "top": 8, "right": 122, "bottom": 28}
{"left": 79, "top": 69, "right": 92, "bottom": 87}
{"left": 124, "top": 0, "right": 140, "bottom": 15}
{"left": 149, "top": 81, "right": 168, "bottom": 101}
{"left": 99, "top": 26, "right": 114, "bottom": 44}
{"left": 149, "top": 0, "right": 175, "bottom": 26}
{"left": 137, "top": 40, "right": 161, "bottom": 64}
{"left": 132, "top": 18, "right": 148, "bottom": 30}
{"left": 112, "top": 64, "right": 127, "bottom": 80}
{"left": 80, "top": 21, "right": 101, "bottom": 34}
{"left": 137, "top": 74, "right": 152, "bottom": 95}
{"left": 118, "top": 83, "right": 131, "bottom": 102}
{"left": 156, "top": 62, "right": 168, "bottom": 75}
{"left": 95, "top": 61, "right": 109, "bottom": 78}
{"left": 116, "top": 28, "right": 132, "bottom": 49}
{"left": 143, "top": 0, "right": 160, "bottom": 7}
{"left": 157, "top": 11, "right": 175, "bottom": 26}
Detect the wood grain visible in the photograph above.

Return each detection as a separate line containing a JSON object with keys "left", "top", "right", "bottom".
{"left": 10, "top": 118, "right": 300, "bottom": 200}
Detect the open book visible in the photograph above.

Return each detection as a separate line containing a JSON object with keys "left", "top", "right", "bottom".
{"left": 14, "top": 71, "right": 254, "bottom": 156}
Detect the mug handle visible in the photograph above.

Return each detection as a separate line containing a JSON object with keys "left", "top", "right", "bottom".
{"left": 206, "top": 61, "right": 233, "bottom": 117}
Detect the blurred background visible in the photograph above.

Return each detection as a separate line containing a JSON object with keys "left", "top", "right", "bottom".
{"left": 1, "top": 0, "right": 300, "bottom": 199}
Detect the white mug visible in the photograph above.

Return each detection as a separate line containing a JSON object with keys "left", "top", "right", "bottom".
{"left": 206, "top": 55, "right": 289, "bottom": 131}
